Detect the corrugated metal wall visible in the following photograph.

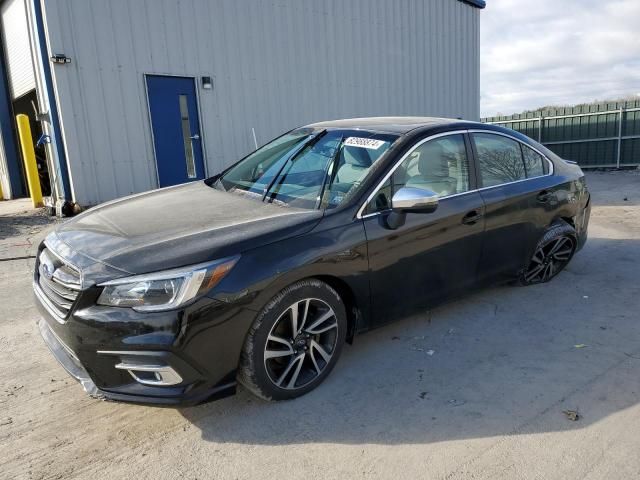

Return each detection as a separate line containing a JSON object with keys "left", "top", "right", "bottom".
{"left": 483, "top": 100, "right": 640, "bottom": 168}
{"left": 41, "top": 0, "right": 480, "bottom": 205}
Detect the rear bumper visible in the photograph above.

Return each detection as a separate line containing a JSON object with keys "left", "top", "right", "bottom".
{"left": 576, "top": 194, "right": 591, "bottom": 252}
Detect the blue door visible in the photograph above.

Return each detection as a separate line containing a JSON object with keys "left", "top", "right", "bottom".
{"left": 146, "top": 75, "right": 205, "bottom": 187}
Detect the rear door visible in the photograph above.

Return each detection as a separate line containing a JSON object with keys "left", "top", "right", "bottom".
{"left": 362, "top": 132, "right": 485, "bottom": 326}
{"left": 146, "top": 75, "right": 205, "bottom": 187}
{"left": 470, "top": 131, "right": 555, "bottom": 284}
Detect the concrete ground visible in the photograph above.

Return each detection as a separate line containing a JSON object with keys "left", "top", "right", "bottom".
{"left": 1, "top": 171, "right": 639, "bottom": 480}
{"left": 0, "top": 198, "right": 60, "bottom": 261}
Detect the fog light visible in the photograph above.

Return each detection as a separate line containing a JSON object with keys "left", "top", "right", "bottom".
{"left": 114, "top": 361, "right": 183, "bottom": 386}
{"left": 97, "top": 351, "right": 184, "bottom": 386}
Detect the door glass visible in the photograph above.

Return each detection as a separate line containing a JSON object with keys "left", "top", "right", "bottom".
{"left": 397, "top": 134, "right": 470, "bottom": 195}
{"left": 363, "top": 134, "right": 471, "bottom": 215}
{"left": 178, "top": 94, "right": 197, "bottom": 179}
{"left": 472, "top": 133, "right": 526, "bottom": 187}
{"left": 521, "top": 144, "right": 546, "bottom": 177}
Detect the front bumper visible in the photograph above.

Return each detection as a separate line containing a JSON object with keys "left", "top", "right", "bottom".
{"left": 34, "top": 276, "right": 258, "bottom": 406}
{"left": 38, "top": 318, "right": 103, "bottom": 398}
{"left": 37, "top": 315, "right": 238, "bottom": 406}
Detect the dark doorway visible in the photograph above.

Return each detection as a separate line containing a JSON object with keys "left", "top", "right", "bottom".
{"left": 12, "top": 90, "right": 51, "bottom": 196}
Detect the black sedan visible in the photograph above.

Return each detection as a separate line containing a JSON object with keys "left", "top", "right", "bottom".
{"left": 34, "top": 117, "right": 591, "bottom": 405}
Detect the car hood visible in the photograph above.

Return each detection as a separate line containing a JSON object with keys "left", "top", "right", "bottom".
{"left": 54, "top": 181, "right": 323, "bottom": 275}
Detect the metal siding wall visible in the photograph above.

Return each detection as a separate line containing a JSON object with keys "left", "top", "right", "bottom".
{"left": 42, "top": 0, "right": 480, "bottom": 205}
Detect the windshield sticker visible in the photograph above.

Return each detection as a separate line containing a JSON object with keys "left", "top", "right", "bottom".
{"left": 344, "top": 137, "right": 386, "bottom": 150}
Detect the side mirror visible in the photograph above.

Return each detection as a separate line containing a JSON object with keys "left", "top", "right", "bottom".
{"left": 392, "top": 187, "right": 439, "bottom": 213}
{"left": 382, "top": 187, "right": 439, "bottom": 230}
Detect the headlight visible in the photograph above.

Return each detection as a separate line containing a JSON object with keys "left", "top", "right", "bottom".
{"left": 97, "top": 256, "right": 239, "bottom": 312}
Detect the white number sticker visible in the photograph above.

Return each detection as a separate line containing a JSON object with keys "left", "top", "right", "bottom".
{"left": 344, "top": 137, "right": 385, "bottom": 150}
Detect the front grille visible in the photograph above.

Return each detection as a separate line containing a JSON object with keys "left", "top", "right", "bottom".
{"left": 35, "top": 247, "right": 81, "bottom": 319}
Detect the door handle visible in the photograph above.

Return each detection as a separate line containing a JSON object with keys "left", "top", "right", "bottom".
{"left": 537, "top": 190, "right": 551, "bottom": 203}
{"left": 462, "top": 210, "right": 482, "bottom": 225}
{"left": 190, "top": 134, "right": 200, "bottom": 140}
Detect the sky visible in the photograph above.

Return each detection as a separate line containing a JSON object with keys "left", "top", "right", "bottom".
{"left": 480, "top": 0, "right": 640, "bottom": 117}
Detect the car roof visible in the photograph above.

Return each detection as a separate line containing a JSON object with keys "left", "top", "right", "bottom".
{"left": 306, "top": 116, "right": 485, "bottom": 135}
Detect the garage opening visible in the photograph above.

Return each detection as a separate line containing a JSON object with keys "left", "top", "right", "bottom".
{"left": 12, "top": 89, "right": 51, "bottom": 196}
{"left": 0, "top": 0, "right": 51, "bottom": 198}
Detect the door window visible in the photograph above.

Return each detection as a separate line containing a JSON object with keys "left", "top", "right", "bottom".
{"left": 521, "top": 144, "right": 547, "bottom": 177}
{"left": 472, "top": 133, "right": 526, "bottom": 187}
{"left": 364, "top": 134, "right": 471, "bottom": 215}
{"left": 178, "top": 95, "right": 197, "bottom": 179}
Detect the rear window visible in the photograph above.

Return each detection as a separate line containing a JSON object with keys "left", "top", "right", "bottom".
{"left": 472, "top": 133, "right": 526, "bottom": 188}
{"left": 521, "top": 144, "right": 547, "bottom": 177}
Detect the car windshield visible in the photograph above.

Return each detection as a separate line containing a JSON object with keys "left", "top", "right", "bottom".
{"left": 214, "top": 128, "right": 398, "bottom": 209}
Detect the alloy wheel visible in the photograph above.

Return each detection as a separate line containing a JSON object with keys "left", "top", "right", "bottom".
{"left": 264, "top": 298, "right": 339, "bottom": 390}
{"left": 524, "top": 235, "right": 575, "bottom": 283}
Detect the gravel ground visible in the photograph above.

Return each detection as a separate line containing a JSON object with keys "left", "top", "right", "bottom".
{"left": 1, "top": 171, "right": 639, "bottom": 480}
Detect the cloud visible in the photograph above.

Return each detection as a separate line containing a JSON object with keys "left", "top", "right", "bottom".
{"left": 480, "top": 0, "right": 640, "bottom": 117}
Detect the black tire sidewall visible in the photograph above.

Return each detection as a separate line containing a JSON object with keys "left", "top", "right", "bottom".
{"left": 239, "top": 279, "right": 347, "bottom": 401}
{"left": 520, "top": 221, "right": 577, "bottom": 285}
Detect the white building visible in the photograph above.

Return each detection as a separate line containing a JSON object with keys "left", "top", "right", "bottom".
{"left": 0, "top": 0, "right": 485, "bottom": 210}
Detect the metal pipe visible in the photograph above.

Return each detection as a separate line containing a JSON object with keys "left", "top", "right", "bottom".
{"left": 485, "top": 107, "right": 640, "bottom": 125}
{"left": 251, "top": 127, "right": 258, "bottom": 150}
{"left": 542, "top": 134, "right": 640, "bottom": 146}
{"left": 616, "top": 107, "right": 624, "bottom": 169}
{"left": 485, "top": 117, "right": 541, "bottom": 125}
{"left": 538, "top": 117, "right": 543, "bottom": 142}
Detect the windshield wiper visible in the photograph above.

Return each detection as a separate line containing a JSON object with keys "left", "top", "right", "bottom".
{"left": 261, "top": 129, "right": 326, "bottom": 202}
{"left": 315, "top": 136, "right": 345, "bottom": 209}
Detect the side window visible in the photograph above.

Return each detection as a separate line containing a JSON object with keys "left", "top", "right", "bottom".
{"left": 363, "top": 134, "right": 471, "bottom": 215}
{"left": 472, "top": 133, "right": 526, "bottom": 187}
{"left": 521, "top": 144, "right": 546, "bottom": 178}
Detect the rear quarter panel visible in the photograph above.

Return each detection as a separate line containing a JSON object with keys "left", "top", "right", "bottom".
{"left": 528, "top": 158, "right": 589, "bottom": 256}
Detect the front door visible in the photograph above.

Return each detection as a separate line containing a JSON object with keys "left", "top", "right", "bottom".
{"left": 146, "top": 75, "right": 205, "bottom": 187}
{"left": 362, "top": 133, "right": 485, "bottom": 326}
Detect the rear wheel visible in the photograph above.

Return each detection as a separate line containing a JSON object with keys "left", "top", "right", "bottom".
{"left": 520, "top": 221, "right": 576, "bottom": 285}
{"left": 238, "top": 279, "right": 347, "bottom": 401}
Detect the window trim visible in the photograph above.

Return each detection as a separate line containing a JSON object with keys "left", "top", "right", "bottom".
{"left": 356, "top": 129, "right": 555, "bottom": 220}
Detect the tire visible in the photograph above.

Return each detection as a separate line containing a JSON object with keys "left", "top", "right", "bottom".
{"left": 519, "top": 220, "right": 577, "bottom": 286}
{"left": 238, "top": 279, "right": 347, "bottom": 401}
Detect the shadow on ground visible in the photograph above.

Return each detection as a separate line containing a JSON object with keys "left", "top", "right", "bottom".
{"left": 180, "top": 234, "right": 640, "bottom": 446}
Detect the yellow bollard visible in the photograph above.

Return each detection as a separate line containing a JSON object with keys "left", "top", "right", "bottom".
{"left": 16, "top": 114, "right": 43, "bottom": 208}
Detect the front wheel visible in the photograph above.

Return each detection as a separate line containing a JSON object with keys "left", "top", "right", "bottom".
{"left": 238, "top": 279, "right": 347, "bottom": 401}
{"left": 519, "top": 221, "right": 577, "bottom": 285}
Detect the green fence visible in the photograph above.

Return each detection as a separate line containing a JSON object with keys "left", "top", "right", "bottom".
{"left": 482, "top": 100, "right": 640, "bottom": 168}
